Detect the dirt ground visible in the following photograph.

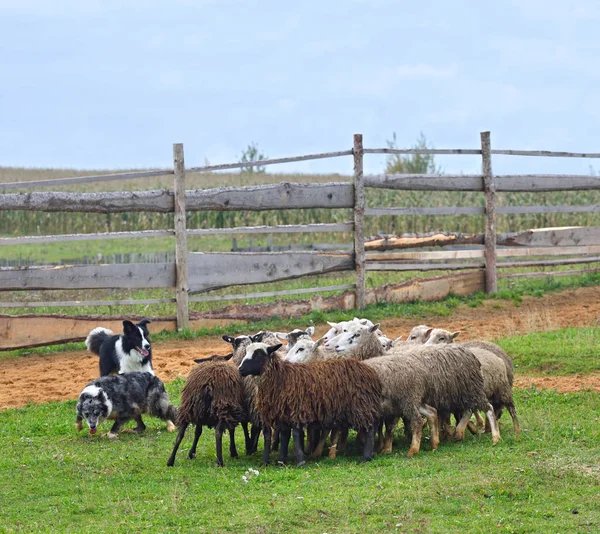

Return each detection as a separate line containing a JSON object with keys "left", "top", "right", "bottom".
{"left": 2, "top": 286, "right": 600, "bottom": 410}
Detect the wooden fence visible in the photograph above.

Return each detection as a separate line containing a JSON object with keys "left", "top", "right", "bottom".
{"left": 2, "top": 131, "right": 600, "bottom": 337}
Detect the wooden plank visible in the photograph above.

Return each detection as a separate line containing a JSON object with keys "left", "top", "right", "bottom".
{"left": 187, "top": 222, "right": 353, "bottom": 236}
{"left": 0, "top": 229, "right": 174, "bottom": 246}
{"left": 499, "top": 268, "right": 600, "bottom": 279}
{"left": 364, "top": 148, "right": 481, "bottom": 155}
{"left": 0, "top": 263, "right": 175, "bottom": 290}
{"left": 367, "top": 262, "right": 484, "bottom": 271}
{"left": 0, "top": 190, "right": 174, "bottom": 213}
{"left": 186, "top": 150, "right": 353, "bottom": 173}
{"left": 0, "top": 169, "right": 173, "bottom": 191}
{"left": 365, "top": 232, "right": 484, "bottom": 251}
{"left": 367, "top": 245, "right": 600, "bottom": 262}
{"left": 0, "top": 315, "right": 232, "bottom": 350}
{"left": 365, "top": 174, "right": 483, "bottom": 191}
{"left": 353, "top": 134, "right": 366, "bottom": 310}
{"left": 491, "top": 149, "right": 600, "bottom": 158}
{"left": 185, "top": 182, "right": 354, "bottom": 211}
{"left": 499, "top": 256, "right": 600, "bottom": 268}
{"left": 481, "top": 131, "right": 497, "bottom": 293}
{"left": 187, "top": 251, "right": 354, "bottom": 293}
{"left": 189, "top": 284, "right": 355, "bottom": 303}
{"left": 0, "top": 297, "right": 176, "bottom": 309}
{"left": 364, "top": 173, "right": 600, "bottom": 192}
{"left": 366, "top": 206, "right": 483, "bottom": 216}
{"left": 501, "top": 226, "right": 600, "bottom": 247}
{"left": 173, "top": 143, "right": 189, "bottom": 330}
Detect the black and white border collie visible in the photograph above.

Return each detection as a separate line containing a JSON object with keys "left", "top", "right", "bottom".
{"left": 85, "top": 319, "right": 153, "bottom": 376}
{"left": 75, "top": 372, "right": 178, "bottom": 438}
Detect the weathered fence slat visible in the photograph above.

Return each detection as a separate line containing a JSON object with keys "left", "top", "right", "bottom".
{"left": 0, "top": 229, "right": 175, "bottom": 246}
{"left": 353, "top": 134, "right": 366, "bottom": 310}
{"left": 187, "top": 251, "right": 354, "bottom": 294}
{"left": 482, "top": 131, "right": 497, "bottom": 293}
{"left": 189, "top": 284, "right": 355, "bottom": 303}
{"left": 0, "top": 263, "right": 176, "bottom": 291}
{"left": 174, "top": 144, "right": 189, "bottom": 330}
{"left": 367, "top": 262, "right": 484, "bottom": 271}
{"left": 0, "top": 297, "right": 176, "bottom": 309}
{"left": 499, "top": 267, "right": 600, "bottom": 279}
{"left": 366, "top": 206, "right": 484, "bottom": 216}
{"left": 187, "top": 222, "right": 353, "bottom": 236}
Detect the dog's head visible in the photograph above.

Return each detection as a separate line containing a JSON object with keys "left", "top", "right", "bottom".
{"left": 122, "top": 319, "right": 151, "bottom": 358}
{"left": 76, "top": 385, "right": 112, "bottom": 435}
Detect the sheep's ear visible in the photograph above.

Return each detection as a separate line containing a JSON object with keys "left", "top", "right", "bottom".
{"left": 306, "top": 326, "right": 315, "bottom": 336}
{"left": 222, "top": 335, "right": 235, "bottom": 344}
{"left": 251, "top": 332, "right": 265, "bottom": 343}
{"left": 359, "top": 318, "right": 369, "bottom": 325}
{"left": 314, "top": 337, "right": 326, "bottom": 348}
{"left": 368, "top": 323, "right": 380, "bottom": 333}
{"left": 223, "top": 353, "right": 233, "bottom": 361}
{"left": 267, "top": 343, "right": 282, "bottom": 355}
{"left": 451, "top": 331, "right": 461, "bottom": 340}
{"left": 123, "top": 320, "right": 136, "bottom": 334}
{"left": 327, "top": 321, "right": 338, "bottom": 328}
{"left": 274, "top": 332, "right": 289, "bottom": 340}
{"left": 194, "top": 358, "right": 203, "bottom": 363}
{"left": 423, "top": 328, "right": 433, "bottom": 341}
{"left": 391, "top": 336, "right": 403, "bottom": 346}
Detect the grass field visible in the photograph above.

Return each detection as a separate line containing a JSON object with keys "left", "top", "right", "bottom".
{"left": 0, "top": 387, "right": 598, "bottom": 533}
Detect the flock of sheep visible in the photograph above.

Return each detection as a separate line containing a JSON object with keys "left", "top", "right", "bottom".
{"left": 167, "top": 318, "right": 520, "bottom": 467}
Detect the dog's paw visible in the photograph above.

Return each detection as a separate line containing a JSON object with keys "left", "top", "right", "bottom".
{"left": 166, "top": 420, "right": 177, "bottom": 432}
{"left": 107, "top": 432, "right": 119, "bottom": 439}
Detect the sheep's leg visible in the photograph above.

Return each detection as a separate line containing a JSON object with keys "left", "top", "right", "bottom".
{"left": 474, "top": 411, "right": 485, "bottom": 429}
{"left": 215, "top": 421, "right": 225, "bottom": 467}
{"left": 439, "top": 412, "right": 453, "bottom": 441}
{"left": 419, "top": 404, "right": 439, "bottom": 451}
{"left": 250, "top": 424, "right": 261, "bottom": 454}
{"left": 277, "top": 425, "right": 291, "bottom": 465}
{"left": 381, "top": 417, "right": 399, "bottom": 454}
{"left": 506, "top": 403, "right": 520, "bottom": 438}
{"left": 485, "top": 404, "right": 501, "bottom": 444}
{"left": 402, "top": 416, "right": 411, "bottom": 437}
{"left": 271, "top": 425, "right": 281, "bottom": 452}
{"left": 292, "top": 427, "right": 307, "bottom": 467}
{"left": 229, "top": 426, "right": 239, "bottom": 458}
{"left": 309, "top": 427, "right": 330, "bottom": 459}
{"left": 337, "top": 428, "right": 349, "bottom": 454}
{"left": 407, "top": 418, "right": 423, "bottom": 458}
{"left": 261, "top": 426, "right": 272, "bottom": 466}
{"left": 454, "top": 411, "right": 472, "bottom": 441}
{"left": 359, "top": 423, "right": 376, "bottom": 463}
{"left": 306, "top": 425, "right": 319, "bottom": 455}
{"left": 375, "top": 419, "right": 384, "bottom": 450}
{"left": 188, "top": 425, "right": 203, "bottom": 459}
{"left": 241, "top": 422, "right": 252, "bottom": 454}
{"left": 167, "top": 421, "right": 189, "bottom": 467}
{"left": 328, "top": 429, "right": 339, "bottom": 460}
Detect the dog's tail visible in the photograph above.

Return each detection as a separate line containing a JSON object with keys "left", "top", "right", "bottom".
{"left": 85, "top": 327, "right": 113, "bottom": 355}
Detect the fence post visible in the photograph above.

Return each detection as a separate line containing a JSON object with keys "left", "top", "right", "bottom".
{"left": 353, "top": 133, "right": 366, "bottom": 309}
{"left": 173, "top": 143, "right": 190, "bottom": 330}
{"left": 481, "top": 131, "right": 498, "bottom": 293}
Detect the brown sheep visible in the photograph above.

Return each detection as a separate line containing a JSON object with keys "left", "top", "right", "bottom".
{"left": 167, "top": 354, "right": 246, "bottom": 467}
{"left": 238, "top": 342, "right": 382, "bottom": 466}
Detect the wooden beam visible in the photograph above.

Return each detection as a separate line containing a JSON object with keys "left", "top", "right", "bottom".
{"left": 173, "top": 143, "right": 189, "bottom": 330}
{"left": 187, "top": 222, "right": 353, "bottom": 236}
{"left": 501, "top": 226, "right": 600, "bottom": 247}
{"left": 365, "top": 232, "right": 483, "bottom": 251}
{"left": 499, "top": 268, "right": 600, "bottom": 279}
{"left": 365, "top": 174, "right": 483, "bottom": 191}
{"left": 0, "top": 263, "right": 176, "bottom": 290}
{"left": 364, "top": 148, "right": 481, "bottom": 156}
{"left": 367, "top": 262, "right": 484, "bottom": 271}
{"left": 186, "top": 149, "right": 353, "bottom": 173}
{"left": 499, "top": 256, "right": 600, "bottom": 268}
{"left": 0, "top": 169, "right": 173, "bottom": 191}
{"left": 187, "top": 251, "right": 354, "bottom": 294}
{"left": 482, "top": 131, "right": 497, "bottom": 293}
{"left": 189, "top": 284, "right": 355, "bottom": 303}
{"left": 353, "top": 134, "right": 366, "bottom": 310}
{"left": 366, "top": 206, "right": 483, "bottom": 216}
{"left": 0, "top": 297, "right": 176, "bottom": 309}
{"left": 0, "top": 229, "right": 175, "bottom": 246}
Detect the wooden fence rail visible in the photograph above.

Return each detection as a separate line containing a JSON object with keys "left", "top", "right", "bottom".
{"left": 2, "top": 131, "right": 600, "bottom": 338}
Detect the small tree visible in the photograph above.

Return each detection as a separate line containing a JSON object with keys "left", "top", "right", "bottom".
{"left": 239, "top": 142, "right": 267, "bottom": 174}
{"left": 385, "top": 132, "right": 441, "bottom": 174}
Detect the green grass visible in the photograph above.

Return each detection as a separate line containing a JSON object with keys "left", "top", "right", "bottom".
{"left": 0, "top": 387, "right": 598, "bottom": 533}
{"left": 498, "top": 327, "right": 600, "bottom": 375}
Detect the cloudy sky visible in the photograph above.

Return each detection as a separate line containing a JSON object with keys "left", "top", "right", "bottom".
{"left": 1, "top": 0, "right": 599, "bottom": 176}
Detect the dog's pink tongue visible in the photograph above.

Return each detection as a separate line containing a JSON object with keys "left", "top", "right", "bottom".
{"left": 90, "top": 427, "right": 97, "bottom": 435}
{"left": 139, "top": 348, "right": 149, "bottom": 356}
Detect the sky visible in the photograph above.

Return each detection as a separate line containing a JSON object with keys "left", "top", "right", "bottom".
{"left": 1, "top": 0, "right": 600, "bottom": 177}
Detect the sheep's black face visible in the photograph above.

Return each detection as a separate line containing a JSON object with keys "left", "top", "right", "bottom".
{"left": 238, "top": 343, "right": 282, "bottom": 377}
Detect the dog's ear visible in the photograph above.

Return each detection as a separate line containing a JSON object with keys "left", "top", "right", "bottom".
{"left": 123, "top": 320, "right": 136, "bottom": 334}
{"left": 222, "top": 335, "right": 235, "bottom": 344}
{"left": 137, "top": 318, "right": 151, "bottom": 327}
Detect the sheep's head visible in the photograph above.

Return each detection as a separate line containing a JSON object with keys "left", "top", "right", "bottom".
{"left": 406, "top": 325, "right": 433, "bottom": 344}
{"left": 239, "top": 342, "right": 283, "bottom": 376}
{"left": 424, "top": 328, "right": 461, "bottom": 345}
{"left": 334, "top": 323, "right": 380, "bottom": 352}
{"left": 275, "top": 327, "right": 315, "bottom": 349}
{"left": 222, "top": 334, "right": 252, "bottom": 351}
{"left": 285, "top": 337, "right": 325, "bottom": 363}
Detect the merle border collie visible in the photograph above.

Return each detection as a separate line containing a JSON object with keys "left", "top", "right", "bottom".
{"left": 75, "top": 372, "right": 178, "bottom": 438}
{"left": 85, "top": 319, "right": 153, "bottom": 376}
